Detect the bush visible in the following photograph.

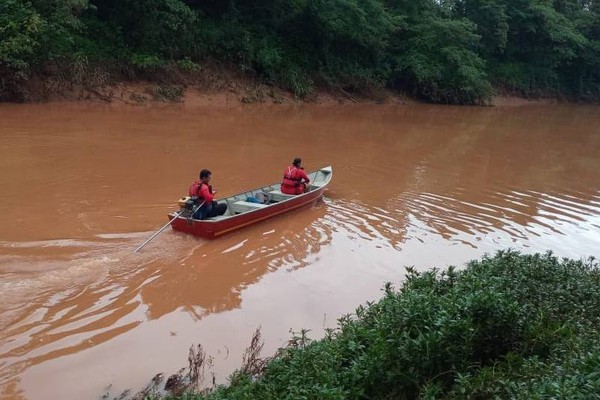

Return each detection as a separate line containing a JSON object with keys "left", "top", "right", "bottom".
{"left": 152, "top": 84, "right": 184, "bottom": 102}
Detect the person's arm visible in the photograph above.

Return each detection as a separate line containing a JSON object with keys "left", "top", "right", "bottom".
{"left": 199, "top": 184, "right": 214, "bottom": 202}
{"left": 300, "top": 169, "right": 310, "bottom": 184}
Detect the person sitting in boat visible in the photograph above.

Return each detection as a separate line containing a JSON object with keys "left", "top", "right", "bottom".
{"left": 188, "top": 169, "right": 227, "bottom": 219}
{"left": 281, "top": 158, "right": 310, "bottom": 195}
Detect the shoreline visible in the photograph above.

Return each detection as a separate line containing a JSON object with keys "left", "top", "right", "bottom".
{"left": 12, "top": 75, "right": 561, "bottom": 108}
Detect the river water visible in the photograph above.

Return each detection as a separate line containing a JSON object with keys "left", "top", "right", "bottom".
{"left": 0, "top": 102, "right": 599, "bottom": 399}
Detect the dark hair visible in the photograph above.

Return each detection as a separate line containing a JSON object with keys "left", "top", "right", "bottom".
{"left": 293, "top": 158, "right": 302, "bottom": 167}
{"left": 199, "top": 169, "right": 211, "bottom": 179}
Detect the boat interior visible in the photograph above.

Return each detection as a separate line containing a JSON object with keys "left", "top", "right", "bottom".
{"left": 183, "top": 166, "right": 332, "bottom": 220}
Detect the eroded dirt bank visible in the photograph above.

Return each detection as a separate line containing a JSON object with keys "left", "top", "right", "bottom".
{"left": 16, "top": 65, "right": 556, "bottom": 108}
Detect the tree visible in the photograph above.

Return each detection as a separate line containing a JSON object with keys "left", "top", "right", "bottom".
{"left": 392, "top": 16, "right": 492, "bottom": 104}
{"left": 91, "top": 0, "right": 199, "bottom": 59}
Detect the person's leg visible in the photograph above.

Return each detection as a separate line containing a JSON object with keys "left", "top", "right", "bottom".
{"left": 200, "top": 204, "right": 213, "bottom": 219}
{"left": 215, "top": 203, "right": 227, "bottom": 216}
{"left": 208, "top": 202, "right": 227, "bottom": 217}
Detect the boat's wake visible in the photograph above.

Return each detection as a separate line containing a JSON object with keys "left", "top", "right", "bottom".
{"left": 0, "top": 231, "right": 206, "bottom": 325}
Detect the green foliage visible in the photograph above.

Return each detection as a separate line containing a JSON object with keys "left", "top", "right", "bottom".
{"left": 492, "top": 61, "right": 558, "bottom": 96}
{"left": 558, "top": 2, "right": 600, "bottom": 100}
{"left": 177, "top": 57, "right": 200, "bottom": 72}
{"left": 454, "top": 0, "right": 592, "bottom": 98}
{"left": 131, "top": 54, "right": 166, "bottom": 70}
{"left": 290, "top": 0, "right": 398, "bottom": 91}
{"left": 304, "top": 0, "right": 396, "bottom": 49}
{"left": 29, "top": 0, "right": 91, "bottom": 60}
{"left": 393, "top": 17, "right": 493, "bottom": 104}
{"left": 168, "top": 251, "right": 600, "bottom": 399}
{"left": 0, "top": 0, "right": 91, "bottom": 67}
{"left": 194, "top": 18, "right": 254, "bottom": 67}
{"left": 0, "top": 0, "right": 91, "bottom": 100}
{"left": 91, "top": 0, "right": 199, "bottom": 58}
{"left": 0, "top": 0, "right": 41, "bottom": 100}
{"left": 451, "top": 0, "right": 510, "bottom": 57}
{"left": 71, "top": 15, "right": 128, "bottom": 61}
{"left": 0, "top": 0, "right": 44, "bottom": 69}
{"left": 201, "top": 0, "right": 398, "bottom": 96}
{"left": 280, "top": 67, "right": 314, "bottom": 98}
{"left": 1, "top": 0, "right": 600, "bottom": 102}
{"left": 153, "top": 85, "right": 184, "bottom": 102}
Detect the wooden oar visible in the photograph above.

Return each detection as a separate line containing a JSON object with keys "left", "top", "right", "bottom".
{"left": 133, "top": 201, "right": 205, "bottom": 253}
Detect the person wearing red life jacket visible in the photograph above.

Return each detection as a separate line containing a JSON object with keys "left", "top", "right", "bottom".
{"left": 281, "top": 158, "right": 310, "bottom": 195}
{"left": 188, "top": 169, "right": 227, "bottom": 219}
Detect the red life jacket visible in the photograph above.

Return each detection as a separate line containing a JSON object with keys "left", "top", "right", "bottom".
{"left": 188, "top": 180, "right": 202, "bottom": 197}
{"left": 281, "top": 166, "right": 307, "bottom": 195}
{"left": 282, "top": 166, "right": 302, "bottom": 187}
{"left": 189, "top": 181, "right": 214, "bottom": 203}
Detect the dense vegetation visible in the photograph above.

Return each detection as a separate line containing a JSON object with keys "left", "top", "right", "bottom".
{"left": 1, "top": 0, "right": 599, "bottom": 104}
{"left": 157, "top": 251, "right": 600, "bottom": 399}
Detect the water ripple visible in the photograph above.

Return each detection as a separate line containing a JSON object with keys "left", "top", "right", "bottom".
{"left": 320, "top": 189, "right": 600, "bottom": 255}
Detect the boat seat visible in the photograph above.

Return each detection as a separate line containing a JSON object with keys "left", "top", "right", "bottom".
{"left": 268, "top": 189, "right": 295, "bottom": 202}
{"left": 233, "top": 200, "right": 269, "bottom": 214}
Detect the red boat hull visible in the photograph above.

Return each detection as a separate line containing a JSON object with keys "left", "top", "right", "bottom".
{"left": 168, "top": 185, "right": 325, "bottom": 239}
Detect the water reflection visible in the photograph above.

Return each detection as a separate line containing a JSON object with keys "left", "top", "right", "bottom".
{"left": 141, "top": 202, "right": 331, "bottom": 320}
{"left": 321, "top": 189, "right": 600, "bottom": 260}
{"left": 330, "top": 186, "right": 600, "bottom": 255}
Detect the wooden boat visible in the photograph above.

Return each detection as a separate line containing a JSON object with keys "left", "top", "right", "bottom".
{"left": 168, "top": 166, "right": 332, "bottom": 239}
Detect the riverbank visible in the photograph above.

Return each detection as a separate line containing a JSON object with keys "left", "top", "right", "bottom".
{"left": 16, "top": 66, "right": 408, "bottom": 106}
{"left": 16, "top": 73, "right": 556, "bottom": 108}
{"left": 5, "top": 60, "right": 559, "bottom": 107}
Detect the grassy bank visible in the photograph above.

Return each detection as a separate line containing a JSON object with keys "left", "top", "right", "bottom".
{"left": 142, "top": 250, "right": 600, "bottom": 399}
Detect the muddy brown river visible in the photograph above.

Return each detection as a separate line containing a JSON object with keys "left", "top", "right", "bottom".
{"left": 1, "top": 102, "right": 599, "bottom": 399}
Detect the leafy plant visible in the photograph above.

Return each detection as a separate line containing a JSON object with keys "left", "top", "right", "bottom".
{"left": 177, "top": 57, "right": 200, "bottom": 72}
{"left": 152, "top": 84, "right": 184, "bottom": 102}
{"left": 131, "top": 54, "right": 165, "bottom": 70}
